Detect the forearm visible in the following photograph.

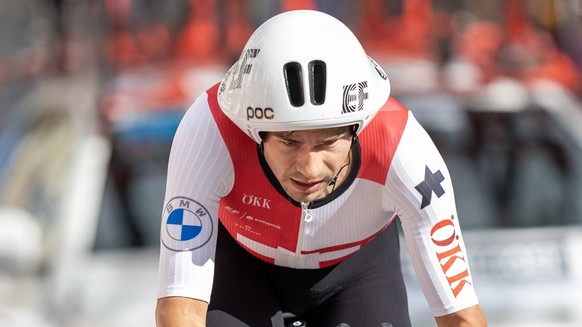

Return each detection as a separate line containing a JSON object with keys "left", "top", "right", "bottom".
{"left": 435, "top": 304, "right": 487, "bottom": 327}
{"left": 156, "top": 296, "right": 208, "bottom": 327}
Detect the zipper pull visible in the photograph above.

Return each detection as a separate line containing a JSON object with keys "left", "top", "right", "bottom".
{"left": 301, "top": 202, "right": 313, "bottom": 222}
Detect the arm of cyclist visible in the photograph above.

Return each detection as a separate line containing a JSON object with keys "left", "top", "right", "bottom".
{"left": 385, "top": 113, "right": 486, "bottom": 323}
{"left": 156, "top": 95, "right": 230, "bottom": 327}
{"left": 435, "top": 304, "right": 487, "bottom": 327}
{"left": 156, "top": 296, "right": 208, "bottom": 327}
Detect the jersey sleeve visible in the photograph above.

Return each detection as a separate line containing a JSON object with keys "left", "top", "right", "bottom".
{"left": 383, "top": 112, "right": 480, "bottom": 316}
{"left": 157, "top": 91, "right": 234, "bottom": 303}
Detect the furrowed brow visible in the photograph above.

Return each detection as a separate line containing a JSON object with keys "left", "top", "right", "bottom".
{"left": 272, "top": 132, "right": 295, "bottom": 140}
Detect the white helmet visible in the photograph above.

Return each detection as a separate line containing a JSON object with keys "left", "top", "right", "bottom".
{"left": 218, "top": 10, "right": 390, "bottom": 143}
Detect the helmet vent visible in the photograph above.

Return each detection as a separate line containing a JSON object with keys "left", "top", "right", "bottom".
{"left": 284, "top": 62, "right": 304, "bottom": 107}
{"left": 309, "top": 60, "right": 326, "bottom": 105}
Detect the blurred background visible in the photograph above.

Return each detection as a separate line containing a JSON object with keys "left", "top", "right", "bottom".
{"left": 0, "top": 0, "right": 581, "bottom": 326}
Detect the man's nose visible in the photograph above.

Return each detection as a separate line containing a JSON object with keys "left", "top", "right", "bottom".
{"left": 295, "top": 148, "right": 322, "bottom": 180}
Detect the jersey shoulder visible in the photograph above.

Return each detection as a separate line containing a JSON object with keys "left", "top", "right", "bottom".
{"left": 363, "top": 97, "right": 410, "bottom": 141}
{"left": 356, "top": 97, "right": 410, "bottom": 183}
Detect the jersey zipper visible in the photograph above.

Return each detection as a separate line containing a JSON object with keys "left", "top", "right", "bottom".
{"left": 301, "top": 202, "right": 313, "bottom": 222}
{"left": 295, "top": 202, "right": 313, "bottom": 263}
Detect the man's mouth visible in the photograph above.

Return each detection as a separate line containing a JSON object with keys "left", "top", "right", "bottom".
{"left": 290, "top": 179, "right": 323, "bottom": 193}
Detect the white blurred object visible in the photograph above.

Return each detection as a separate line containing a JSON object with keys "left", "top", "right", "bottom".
{"left": 382, "top": 58, "right": 440, "bottom": 94}
{"left": 0, "top": 206, "right": 42, "bottom": 273}
{"left": 0, "top": 306, "right": 54, "bottom": 327}
{"left": 530, "top": 79, "right": 582, "bottom": 151}
{"left": 442, "top": 58, "right": 483, "bottom": 93}
{"left": 472, "top": 77, "right": 530, "bottom": 112}
{"left": 182, "top": 65, "right": 227, "bottom": 102}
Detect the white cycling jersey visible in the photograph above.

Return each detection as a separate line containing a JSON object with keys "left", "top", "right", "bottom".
{"left": 157, "top": 84, "right": 479, "bottom": 316}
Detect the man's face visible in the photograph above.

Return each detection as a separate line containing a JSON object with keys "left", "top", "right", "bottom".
{"left": 262, "top": 127, "right": 353, "bottom": 203}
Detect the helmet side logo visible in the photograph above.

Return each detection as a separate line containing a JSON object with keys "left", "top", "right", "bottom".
{"left": 228, "top": 48, "right": 261, "bottom": 91}
{"left": 342, "top": 81, "right": 369, "bottom": 113}
{"left": 368, "top": 56, "right": 388, "bottom": 80}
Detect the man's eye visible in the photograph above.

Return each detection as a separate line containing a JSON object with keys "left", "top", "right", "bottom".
{"left": 282, "top": 140, "right": 298, "bottom": 146}
{"left": 318, "top": 140, "right": 337, "bottom": 148}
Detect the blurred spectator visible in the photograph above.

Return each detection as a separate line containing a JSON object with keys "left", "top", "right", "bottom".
{"left": 499, "top": 22, "right": 581, "bottom": 93}
{"left": 214, "top": 0, "right": 253, "bottom": 64}
{"left": 442, "top": 21, "right": 505, "bottom": 93}
{"left": 358, "top": 0, "right": 435, "bottom": 60}
{"left": 442, "top": 1, "right": 582, "bottom": 95}
{"left": 104, "top": 0, "right": 191, "bottom": 66}
{"left": 500, "top": 0, "right": 582, "bottom": 93}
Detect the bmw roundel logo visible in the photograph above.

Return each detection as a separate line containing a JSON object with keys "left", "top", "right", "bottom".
{"left": 166, "top": 208, "right": 203, "bottom": 241}
{"left": 162, "top": 197, "right": 213, "bottom": 251}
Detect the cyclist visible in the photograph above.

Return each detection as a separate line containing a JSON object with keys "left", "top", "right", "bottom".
{"left": 156, "top": 9, "right": 487, "bottom": 327}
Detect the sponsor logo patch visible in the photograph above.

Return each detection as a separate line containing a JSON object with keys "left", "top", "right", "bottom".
{"left": 415, "top": 165, "right": 445, "bottom": 209}
{"left": 162, "top": 197, "right": 213, "bottom": 251}
{"left": 430, "top": 215, "right": 472, "bottom": 297}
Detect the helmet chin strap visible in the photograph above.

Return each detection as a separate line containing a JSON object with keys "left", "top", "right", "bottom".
{"left": 328, "top": 148, "right": 352, "bottom": 191}
{"left": 328, "top": 132, "right": 356, "bottom": 190}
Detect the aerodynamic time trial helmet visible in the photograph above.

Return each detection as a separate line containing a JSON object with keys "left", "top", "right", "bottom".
{"left": 217, "top": 10, "right": 391, "bottom": 143}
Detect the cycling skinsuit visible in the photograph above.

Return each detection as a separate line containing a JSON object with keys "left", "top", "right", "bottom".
{"left": 158, "top": 84, "right": 480, "bottom": 325}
